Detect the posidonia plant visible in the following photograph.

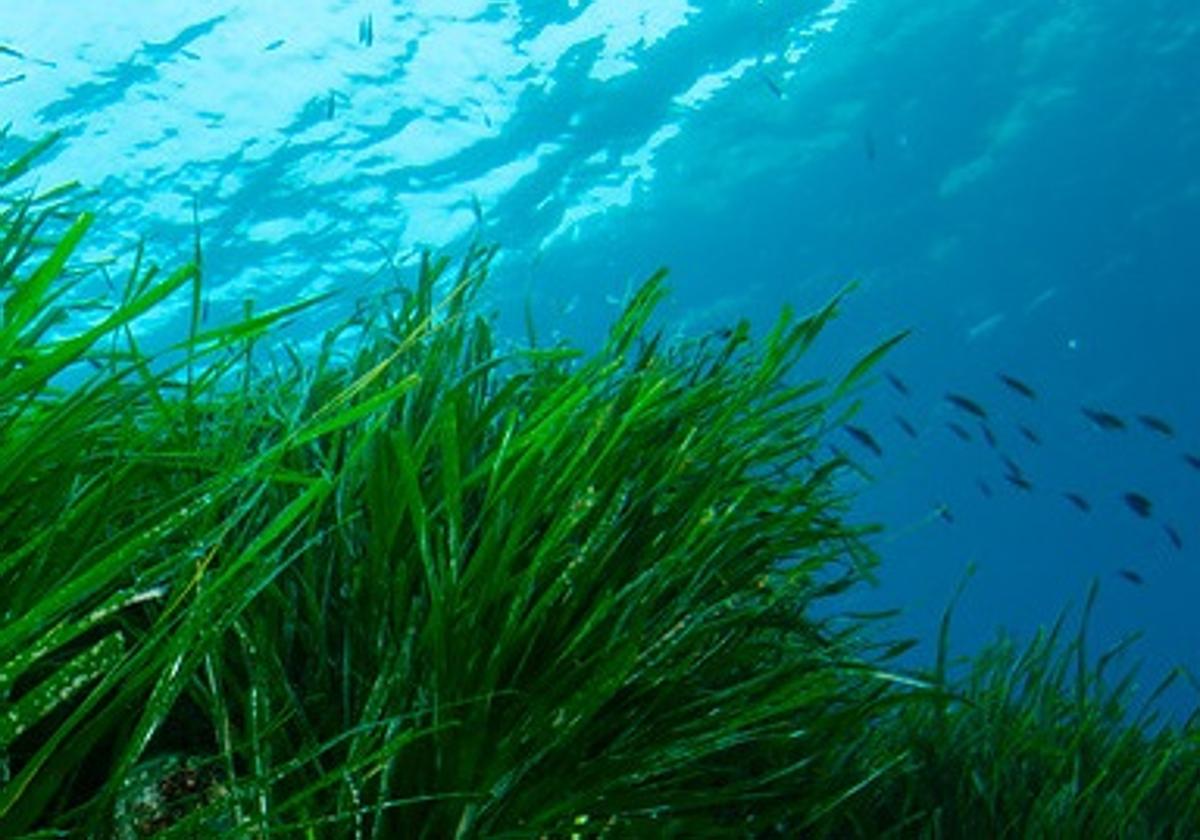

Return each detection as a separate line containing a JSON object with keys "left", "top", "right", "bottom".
{"left": 2, "top": 133, "right": 1198, "bottom": 839}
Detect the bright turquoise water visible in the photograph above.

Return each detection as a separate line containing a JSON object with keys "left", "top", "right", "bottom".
{"left": 3, "top": 0, "right": 1198, "bottom": 719}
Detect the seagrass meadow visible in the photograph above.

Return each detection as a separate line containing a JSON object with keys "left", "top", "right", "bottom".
{"left": 3, "top": 135, "right": 1200, "bottom": 838}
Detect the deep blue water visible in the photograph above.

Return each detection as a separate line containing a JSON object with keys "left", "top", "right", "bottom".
{"left": 4, "top": 1, "right": 1198, "bottom": 719}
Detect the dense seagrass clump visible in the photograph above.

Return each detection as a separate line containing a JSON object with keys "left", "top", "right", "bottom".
{"left": 4, "top": 133, "right": 1199, "bottom": 839}
{"left": 828, "top": 572, "right": 1200, "bottom": 838}
{"left": 0, "top": 132, "right": 909, "bottom": 837}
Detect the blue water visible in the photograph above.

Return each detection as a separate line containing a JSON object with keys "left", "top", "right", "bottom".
{"left": 4, "top": 1, "right": 1198, "bottom": 719}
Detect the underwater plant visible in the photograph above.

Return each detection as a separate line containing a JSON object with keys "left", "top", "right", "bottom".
{"left": 846, "top": 575, "right": 1200, "bottom": 838}
{"left": 0, "top": 129, "right": 912, "bottom": 836}
{"left": 2, "top": 133, "right": 1198, "bottom": 838}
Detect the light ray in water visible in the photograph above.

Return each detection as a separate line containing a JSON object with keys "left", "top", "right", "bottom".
{"left": 966, "top": 312, "right": 1005, "bottom": 342}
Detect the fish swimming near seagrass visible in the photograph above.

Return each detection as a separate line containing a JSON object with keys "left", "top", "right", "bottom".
{"left": 1164, "top": 523, "right": 1183, "bottom": 551}
{"left": 997, "top": 373, "right": 1037, "bottom": 400}
{"left": 894, "top": 415, "right": 918, "bottom": 438}
{"left": 1122, "top": 491, "right": 1153, "bottom": 519}
{"left": 1136, "top": 414, "right": 1174, "bottom": 437}
{"left": 843, "top": 424, "right": 883, "bottom": 458}
{"left": 1082, "top": 406, "right": 1126, "bottom": 431}
{"left": 1000, "top": 454, "right": 1026, "bottom": 478}
{"left": 945, "top": 392, "right": 988, "bottom": 420}
{"left": 885, "top": 371, "right": 910, "bottom": 397}
{"left": 1062, "top": 492, "right": 1091, "bottom": 513}
{"left": 1005, "top": 473, "right": 1034, "bottom": 492}
{"left": 980, "top": 424, "right": 997, "bottom": 449}
{"left": 946, "top": 421, "right": 972, "bottom": 442}
{"left": 1001, "top": 455, "right": 1032, "bottom": 491}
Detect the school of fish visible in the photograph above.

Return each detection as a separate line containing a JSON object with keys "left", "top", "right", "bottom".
{"left": 839, "top": 369, "right": 1195, "bottom": 587}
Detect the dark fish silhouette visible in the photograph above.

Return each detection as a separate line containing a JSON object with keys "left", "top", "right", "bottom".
{"left": 936, "top": 503, "right": 954, "bottom": 524}
{"left": 1082, "top": 406, "right": 1126, "bottom": 431}
{"left": 946, "top": 421, "right": 972, "bottom": 442}
{"left": 977, "top": 479, "right": 993, "bottom": 498}
{"left": 1185, "top": 453, "right": 1200, "bottom": 471}
{"left": 1137, "top": 414, "right": 1174, "bottom": 437}
{"left": 1164, "top": 523, "right": 1183, "bottom": 551}
{"left": 1001, "top": 453, "right": 1032, "bottom": 490}
{"left": 981, "top": 424, "right": 997, "bottom": 449}
{"left": 1123, "top": 492, "right": 1153, "bottom": 519}
{"left": 1062, "top": 492, "right": 1091, "bottom": 513}
{"left": 1018, "top": 425, "right": 1041, "bottom": 445}
{"left": 885, "top": 371, "right": 910, "bottom": 396}
{"left": 894, "top": 414, "right": 918, "bottom": 438}
{"left": 844, "top": 424, "right": 883, "bottom": 457}
{"left": 998, "top": 373, "right": 1037, "bottom": 400}
{"left": 1117, "top": 568, "right": 1144, "bottom": 586}
{"left": 946, "top": 392, "right": 987, "bottom": 419}
{"left": 1006, "top": 473, "right": 1034, "bottom": 492}
{"left": 761, "top": 74, "right": 785, "bottom": 100}
{"left": 1001, "top": 454, "right": 1026, "bottom": 478}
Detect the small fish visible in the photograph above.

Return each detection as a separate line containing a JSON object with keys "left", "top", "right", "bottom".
{"left": 997, "top": 373, "right": 1037, "bottom": 400}
{"left": 936, "top": 503, "right": 955, "bottom": 524}
{"left": 761, "top": 74, "right": 785, "bottom": 100}
{"left": 885, "top": 371, "right": 910, "bottom": 396}
{"left": 1082, "top": 406, "right": 1126, "bottom": 431}
{"left": 1062, "top": 492, "right": 1091, "bottom": 513}
{"left": 1000, "top": 454, "right": 1026, "bottom": 478}
{"left": 1005, "top": 473, "right": 1034, "bottom": 492}
{"left": 894, "top": 414, "right": 918, "bottom": 439}
{"left": 265, "top": 39, "right": 286, "bottom": 51}
{"left": 1117, "top": 568, "right": 1145, "bottom": 586}
{"left": 1185, "top": 453, "right": 1200, "bottom": 471}
{"left": 1164, "top": 523, "right": 1183, "bottom": 551}
{"left": 946, "top": 392, "right": 988, "bottom": 419}
{"left": 181, "top": 49, "right": 201, "bottom": 61}
{"left": 977, "top": 479, "right": 993, "bottom": 498}
{"left": 946, "top": 421, "right": 972, "bottom": 442}
{"left": 1136, "top": 414, "right": 1174, "bottom": 437}
{"left": 844, "top": 424, "right": 883, "bottom": 458}
{"left": 359, "top": 14, "right": 374, "bottom": 47}
{"left": 1122, "top": 491, "right": 1153, "bottom": 519}
{"left": 980, "top": 423, "right": 997, "bottom": 449}
{"left": 1018, "top": 425, "right": 1041, "bottom": 445}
